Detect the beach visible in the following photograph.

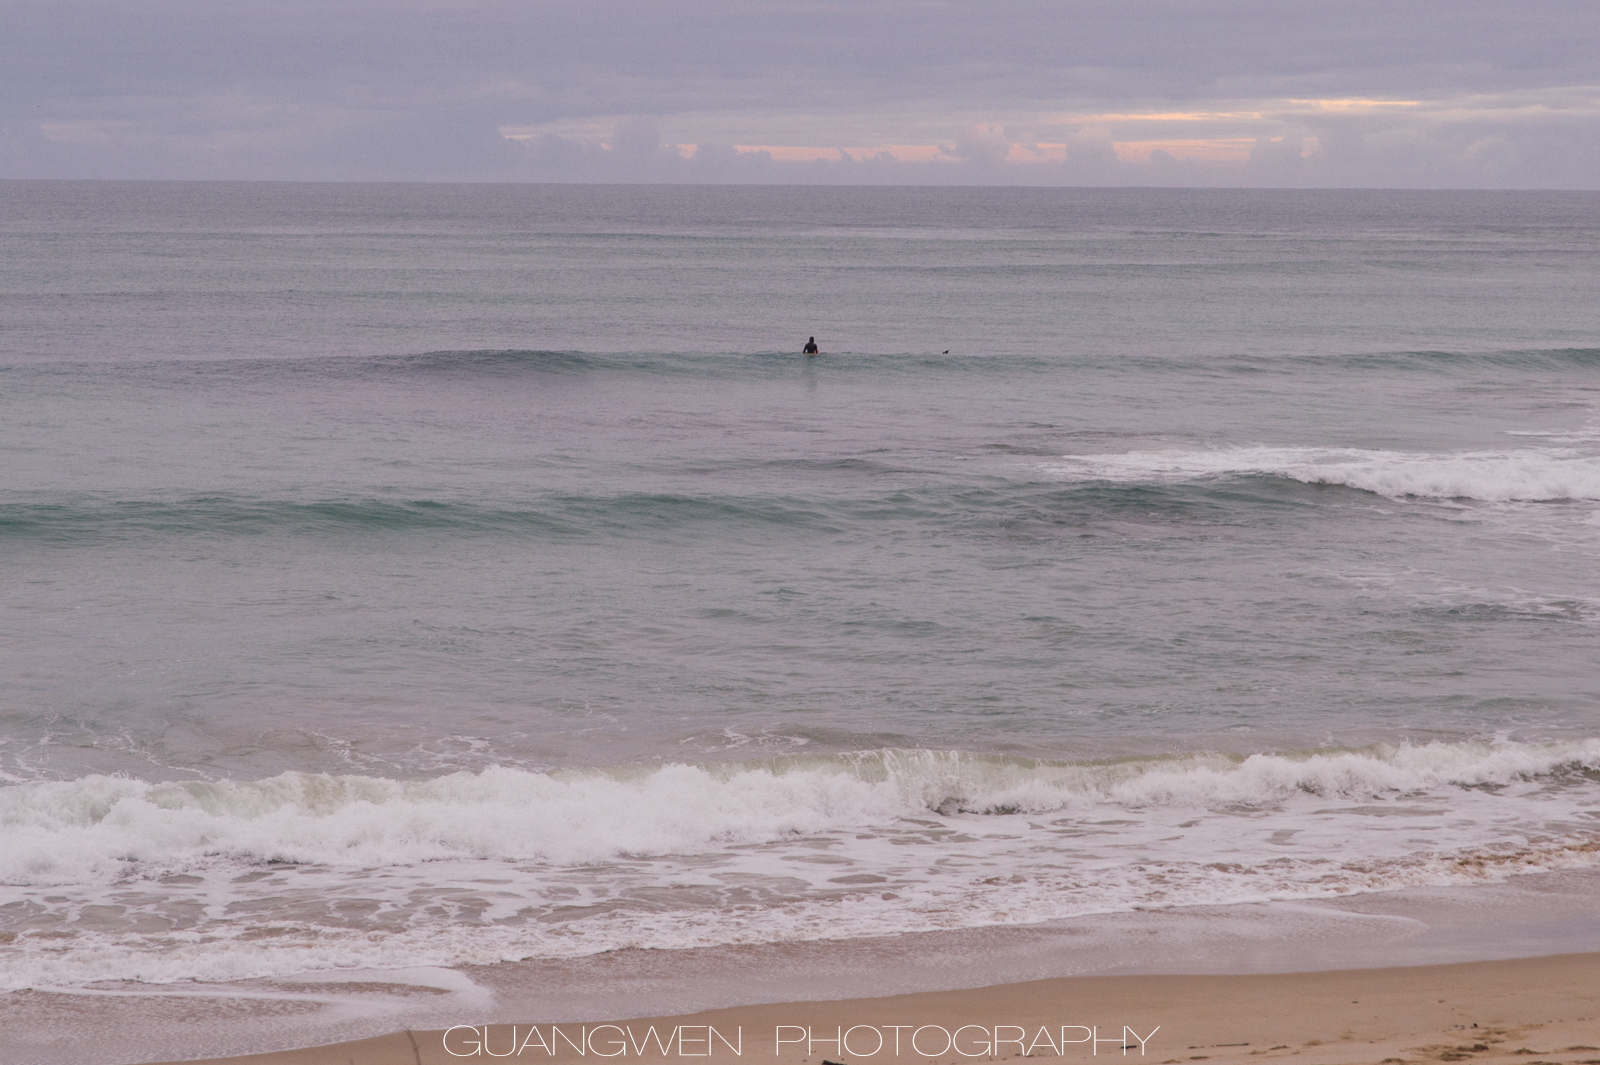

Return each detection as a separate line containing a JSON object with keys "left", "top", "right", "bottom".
{"left": 8, "top": 869, "right": 1599, "bottom": 1065}
{"left": 159, "top": 951, "right": 1600, "bottom": 1065}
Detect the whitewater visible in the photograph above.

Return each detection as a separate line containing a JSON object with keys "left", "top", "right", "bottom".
{"left": 4, "top": 740, "right": 1600, "bottom": 990}
{"left": 1048, "top": 445, "right": 1600, "bottom": 503}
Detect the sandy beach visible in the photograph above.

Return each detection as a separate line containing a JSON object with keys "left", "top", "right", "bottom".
{"left": 155, "top": 952, "right": 1600, "bottom": 1065}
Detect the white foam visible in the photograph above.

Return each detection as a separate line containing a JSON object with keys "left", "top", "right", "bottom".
{"left": 3, "top": 740, "right": 1599, "bottom": 990}
{"left": 0, "top": 761, "right": 908, "bottom": 883}
{"left": 5, "top": 742, "right": 1598, "bottom": 883}
{"left": 1047, "top": 445, "right": 1600, "bottom": 502}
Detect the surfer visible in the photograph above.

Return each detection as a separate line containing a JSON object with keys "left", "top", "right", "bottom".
{"left": 802, "top": 336, "right": 819, "bottom": 355}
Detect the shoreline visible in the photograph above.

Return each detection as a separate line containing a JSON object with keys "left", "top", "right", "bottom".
{"left": 159, "top": 952, "right": 1600, "bottom": 1065}
{"left": 9, "top": 870, "right": 1600, "bottom": 1065}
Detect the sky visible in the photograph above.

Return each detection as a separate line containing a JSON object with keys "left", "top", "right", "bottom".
{"left": 3, "top": 0, "right": 1599, "bottom": 187}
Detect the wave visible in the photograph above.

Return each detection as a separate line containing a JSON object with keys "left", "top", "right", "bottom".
{"left": 344, "top": 348, "right": 828, "bottom": 379}
{"left": 5, "top": 740, "right": 1598, "bottom": 884}
{"left": 243, "top": 344, "right": 1600, "bottom": 382}
{"left": 0, "top": 477, "right": 1261, "bottom": 544}
{"left": 16, "top": 345, "right": 1600, "bottom": 391}
{"left": 4, "top": 740, "right": 1599, "bottom": 990}
{"left": 0, "top": 492, "right": 850, "bottom": 543}
{"left": 1253, "top": 347, "right": 1600, "bottom": 373}
{"left": 372, "top": 348, "right": 603, "bottom": 376}
{"left": 1048, "top": 445, "right": 1600, "bottom": 502}
{"left": 4, "top": 441, "right": 1594, "bottom": 548}
{"left": 10, "top": 346, "right": 1060, "bottom": 386}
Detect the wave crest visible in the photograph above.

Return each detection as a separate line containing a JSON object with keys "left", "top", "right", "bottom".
{"left": 5, "top": 740, "right": 1598, "bottom": 884}
{"left": 1050, "top": 445, "right": 1600, "bottom": 502}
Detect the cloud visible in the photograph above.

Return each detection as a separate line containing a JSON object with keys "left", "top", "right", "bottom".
{"left": 950, "top": 124, "right": 1011, "bottom": 168}
{"left": 3, "top": 1, "right": 1598, "bottom": 186}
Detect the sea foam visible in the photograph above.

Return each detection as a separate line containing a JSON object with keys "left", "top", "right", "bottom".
{"left": 3, "top": 740, "right": 1600, "bottom": 990}
{"left": 5, "top": 740, "right": 1598, "bottom": 884}
{"left": 1049, "top": 446, "right": 1600, "bottom": 502}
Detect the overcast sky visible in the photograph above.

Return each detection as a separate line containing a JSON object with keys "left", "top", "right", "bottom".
{"left": 3, "top": 0, "right": 1599, "bottom": 186}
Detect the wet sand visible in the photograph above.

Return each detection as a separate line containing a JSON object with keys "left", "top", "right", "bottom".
{"left": 155, "top": 952, "right": 1600, "bottom": 1065}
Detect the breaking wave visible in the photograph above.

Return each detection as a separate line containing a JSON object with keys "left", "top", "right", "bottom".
{"left": 6, "top": 740, "right": 1598, "bottom": 883}
{"left": 3, "top": 740, "right": 1600, "bottom": 990}
{"left": 1049, "top": 445, "right": 1600, "bottom": 502}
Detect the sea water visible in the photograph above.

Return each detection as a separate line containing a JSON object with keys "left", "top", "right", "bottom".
{"left": 1, "top": 182, "right": 1599, "bottom": 1026}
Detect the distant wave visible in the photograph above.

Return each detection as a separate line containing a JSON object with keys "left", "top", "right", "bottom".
{"left": 5, "top": 346, "right": 1049, "bottom": 383}
{"left": 13, "top": 345, "right": 1599, "bottom": 385}
{"left": 1300, "top": 347, "right": 1600, "bottom": 371}
{"left": 268, "top": 347, "right": 788, "bottom": 381}
{"left": 0, "top": 478, "right": 1253, "bottom": 544}
{"left": 1049, "top": 445, "right": 1600, "bottom": 502}
{"left": 0, "top": 493, "right": 848, "bottom": 542}
{"left": 7, "top": 446, "right": 1591, "bottom": 546}
{"left": 392, "top": 348, "right": 603, "bottom": 375}
{"left": 251, "top": 344, "right": 1600, "bottom": 385}
{"left": 358, "top": 348, "right": 841, "bottom": 378}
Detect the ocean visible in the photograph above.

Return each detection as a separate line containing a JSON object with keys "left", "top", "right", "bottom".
{"left": 2, "top": 181, "right": 1599, "bottom": 1061}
